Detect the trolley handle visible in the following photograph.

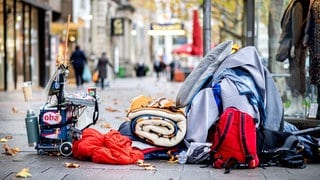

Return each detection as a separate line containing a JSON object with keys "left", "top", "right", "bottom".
{"left": 81, "top": 95, "right": 99, "bottom": 131}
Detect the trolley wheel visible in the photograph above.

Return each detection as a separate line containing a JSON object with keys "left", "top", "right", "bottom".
{"left": 59, "top": 142, "right": 72, "bottom": 157}
{"left": 37, "top": 149, "right": 45, "bottom": 155}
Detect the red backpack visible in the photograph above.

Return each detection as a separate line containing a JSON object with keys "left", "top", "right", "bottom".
{"left": 208, "top": 107, "right": 259, "bottom": 172}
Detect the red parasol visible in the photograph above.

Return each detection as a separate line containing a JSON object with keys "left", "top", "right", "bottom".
{"left": 191, "top": 10, "right": 203, "bottom": 56}
{"left": 172, "top": 10, "right": 203, "bottom": 56}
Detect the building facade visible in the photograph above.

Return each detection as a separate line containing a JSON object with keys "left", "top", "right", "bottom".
{"left": 0, "top": 0, "right": 138, "bottom": 91}
{"left": 0, "top": 0, "right": 55, "bottom": 91}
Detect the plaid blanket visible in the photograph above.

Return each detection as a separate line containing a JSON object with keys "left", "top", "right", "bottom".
{"left": 127, "top": 95, "right": 186, "bottom": 147}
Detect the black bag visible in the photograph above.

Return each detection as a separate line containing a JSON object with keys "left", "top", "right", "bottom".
{"left": 257, "top": 128, "right": 306, "bottom": 168}
{"left": 276, "top": 38, "right": 291, "bottom": 62}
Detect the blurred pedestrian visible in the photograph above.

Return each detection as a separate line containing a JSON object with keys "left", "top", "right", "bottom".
{"left": 153, "top": 55, "right": 166, "bottom": 80}
{"left": 70, "top": 45, "right": 87, "bottom": 87}
{"left": 135, "top": 60, "right": 147, "bottom": 77}
{"left": 169, "top": 55, "right": 180, "bottom": 81}
{"left": 95, "top": 52, "right": 113, "bottom": 89}
{"left": 153, "top": 56, "right": 161, "bottom": 80}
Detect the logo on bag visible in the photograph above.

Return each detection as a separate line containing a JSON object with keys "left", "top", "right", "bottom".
{"left": 43, "top": 112, "right": 61, "bottom": 125}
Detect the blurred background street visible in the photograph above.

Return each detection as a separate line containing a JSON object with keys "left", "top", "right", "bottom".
{"left": 0, "top": 76, "right": 320, "bottom": 180}
{"left": 0, "top": 0, "right": 320, "bottom": 179}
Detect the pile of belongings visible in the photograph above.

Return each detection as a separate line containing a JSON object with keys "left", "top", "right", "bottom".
{"left": 72, "top": 40, "right": 320, "bottom": 168}
{"left": 176, "top": 40, "right": 283, "bottom": 143}
{"left": 119, "top": 95, "right": 187, "bottom": 160}
{"left": 174, "top": 40, "right": 320, "bottom": 168}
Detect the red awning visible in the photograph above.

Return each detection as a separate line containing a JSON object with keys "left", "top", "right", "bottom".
{"left": 172, "top": 43, "right": 193, "bottom": 55}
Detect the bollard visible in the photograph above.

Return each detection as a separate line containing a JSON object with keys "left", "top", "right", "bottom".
{"left": 25, "top": 109, "right": 39, "bottom": 147}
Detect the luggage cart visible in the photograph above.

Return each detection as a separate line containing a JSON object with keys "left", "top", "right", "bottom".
{"left": 36, "top": 65, "right": 99, "bottom": 156}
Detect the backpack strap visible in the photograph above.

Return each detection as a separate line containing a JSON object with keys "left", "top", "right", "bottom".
{"left": 211, "top": 111, "right": 234, "bottom": 153}
{"left": 240, "top": 112, "right": 256, "bottom": 167}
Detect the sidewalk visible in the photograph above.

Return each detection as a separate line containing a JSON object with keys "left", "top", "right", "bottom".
{"left": 1, "top": 76, "right": 320, "bottom": 180}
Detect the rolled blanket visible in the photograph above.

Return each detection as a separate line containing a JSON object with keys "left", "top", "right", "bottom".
{"left": 127, "top": 95, "right": 187, "bottom": 147}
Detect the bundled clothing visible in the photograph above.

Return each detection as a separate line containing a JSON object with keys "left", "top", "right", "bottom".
{"left": 176, "top": 41, "right": 283, "bottom": 143}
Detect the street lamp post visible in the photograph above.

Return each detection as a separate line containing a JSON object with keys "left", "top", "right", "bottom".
{"left": 203, "top": 0, "right": 211, "bottom": 56}
{"left": 245, "top": 0, "right": 255, "bottom": 46}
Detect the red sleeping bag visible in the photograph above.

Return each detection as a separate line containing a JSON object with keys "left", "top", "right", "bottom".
{"left": 72, "top": 128, "right": 144, "bottom": 164}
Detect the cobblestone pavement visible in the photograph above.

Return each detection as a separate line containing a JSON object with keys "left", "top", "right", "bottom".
{"left": 0, "top": 76, "right": 319, "bottom": 180}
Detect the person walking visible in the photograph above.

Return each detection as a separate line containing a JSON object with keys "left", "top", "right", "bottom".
{"left": 153, "top": 55, "right": 161, "bottom": 80}
{"left": 169, "top": 55, "right": 180, "bottom": 81}
{"left": 153, "top": 55, "right": 166, "bottom": 80}
{"left": 70, "top": 45, "right": 87, "bottom": 87}
{"left": 95, "top": 52, "right": 113, "bottom": 89}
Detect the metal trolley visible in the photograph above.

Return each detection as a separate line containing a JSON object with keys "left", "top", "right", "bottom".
{"left": 36, "top": 64, "right": 99, "bottom": 156}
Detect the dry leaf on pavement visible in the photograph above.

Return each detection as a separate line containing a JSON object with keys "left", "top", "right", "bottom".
{"left": 12, "top": 107, "right": 23, "bottom": 114}
{"left": 16, "top": 168, "right": 32, "bottom": 178}
{"left": 3, "top": 144, "right": 20, "bottom": 156}
{"left": 0, "top": 135, "right": 13, "bottom": 143}
{"left": 49, "top": 152, "right": 61, "bottom": 156}
{"left": 5, "top": 135, "right": 13, "bottom": 139}
{"left": 64, "top": 162, "right": 80, "bottom": 168}
{"left": 105, "top": 107, "right": 119, "bottom": 112}
{"left": 0, "top": 138, "right": 8, "bottom": 143}
{"left": 136, "top": 159, "right": 156, "bottom": 171}
{"left": 12, "top": 107, "right": 19, "bottom": 114}
{"left": 144, "top": 165, "right": 156, "bottom": 171}
{"left": 100, "top": 123, "right": 112, "bottom": 129}
{"left": 167, "top": 150, "right": 179, "bottom": 163}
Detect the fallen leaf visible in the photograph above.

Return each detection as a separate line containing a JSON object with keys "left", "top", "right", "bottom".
{"left": 137, "top": 159, "right": 144, "bottom": 165}
{"left": 12, "top": 107, "right": 24, "bottom": 114}
{"left": 12, "top": 147, "right": 20, "bottom": 153}
{"left": 64, "top": 162, "right": 80, "bottom": 168}
{"left": 100, "top": 123, "right": 112, "bottom": 129}
{"left": 0, "top": 138, "right": 8, "bottom": 143}
{"left": 49, "top": 152, "right": 61, "bottom": 156}
{"left": 136, "top": 159, "right": 156, "bottom": 170}
{"left": 12, "top": 107, "right": 19, "bottom": 114}
{"left": 5, "top": 135, "right": 13, "bottom": 139}
{"left": 138, "top": 163, "right": 153, "bottom": 167}
{"left": 105, "top": 107, "right": 119, "bottom": 112}
{"left": 16, "top": 168, "right": 32, "bottom": 178}
{"left": 144, "top": 165, "right": 156, "bottom": 171}
{"left": 3, "top": 144, "right": 19, "bottom": 156}
{"left": 167, "top": 150, "right": 178, "bottom": 163}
